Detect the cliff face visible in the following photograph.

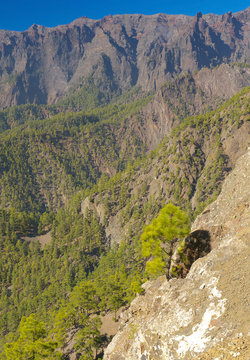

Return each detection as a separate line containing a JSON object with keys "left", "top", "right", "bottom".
{"left": 0, "top": 8, "right": 249, "bottom": 108}
{"left": 103, "top": 148, "right": 250, "bottom": 359}
{"left": 127, "top": 64, "right": 250, "bottom": 149}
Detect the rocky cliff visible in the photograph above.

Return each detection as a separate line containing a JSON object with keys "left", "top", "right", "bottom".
{"left": 103, "top": 148, "right": 250, "bottom": 359}
{"left": 126, "top": 64, "right": 250, "bottom": 149}
{"left": 0, "top": 8, "right": 249, "bottom": 108}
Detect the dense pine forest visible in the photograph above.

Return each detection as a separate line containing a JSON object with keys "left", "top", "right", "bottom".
{"left": 0, "top": 77, "right": 249, "bottom": 358}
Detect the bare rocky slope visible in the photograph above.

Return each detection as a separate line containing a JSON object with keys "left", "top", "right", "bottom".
{"left": 103, "top": 148, "right": 250, "bottom": 360}
{"left": 0, "top": 8, "right": 249, "bottom": 108}
{"left": 124, "top": 64, "right": 250, "bottom": 149}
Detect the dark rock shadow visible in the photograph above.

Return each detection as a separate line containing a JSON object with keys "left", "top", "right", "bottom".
{"left": 173, "top": 230, "right": 211, "bottom": 278}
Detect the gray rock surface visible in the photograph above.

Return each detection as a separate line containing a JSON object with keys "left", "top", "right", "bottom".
{"left": 103, "top": 149, "right": 250, "bottom": 359}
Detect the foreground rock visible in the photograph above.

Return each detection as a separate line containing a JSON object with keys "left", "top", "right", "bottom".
{"left": 104, "top": 149, "right": 250, "bottom": 359}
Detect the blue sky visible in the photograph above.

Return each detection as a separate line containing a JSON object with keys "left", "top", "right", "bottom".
{"left": 1, "top": 0, "right": 249, "bottom": 31}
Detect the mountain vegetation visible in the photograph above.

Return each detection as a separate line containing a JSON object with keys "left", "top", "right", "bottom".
{"left": 141, "top": 203, "right": 190, "bottom": 278}
{"left": 0, "top": 92, "right": 152, "bottom": 213}
{"left": 0, "top": 8, "right": 249, "bottom": 359}
{"left": 0, "top": 83, "right": 249, "bottom": 358}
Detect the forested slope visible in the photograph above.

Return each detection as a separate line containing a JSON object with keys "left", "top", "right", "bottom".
{"left": 0, "top": 95, "right": 151, "bottom": 213}
{"left": 0, "top": 64, "right": 249, "bottom": 215}
{"left": 0, "top": 88, "right": 249, "bottom": 358}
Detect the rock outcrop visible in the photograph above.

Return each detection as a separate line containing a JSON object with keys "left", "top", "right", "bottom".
{"left": 0, "top": 8, "right": 249, "bottom": 108}
{"left": 128, "top": 64, "right": 250, "bottom": 149}
{"left": 104, "top": 148, "right": 250, "bottom": 359}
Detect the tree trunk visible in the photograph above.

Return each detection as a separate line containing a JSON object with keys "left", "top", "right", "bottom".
{"left": 166, "top": 240, "right": 174, "bottom": 280}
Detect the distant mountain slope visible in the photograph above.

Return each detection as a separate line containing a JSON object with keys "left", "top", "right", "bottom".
{"left": 0, "top": 8, "right": 249, "bottom": 108}
{"left": 81, "top": 88, "right": 249, "bottom": 245}
{"left": 0, "top": 63, "right": 249, "bottom": 135}
{"left": 0, "top": 66, "right": 248, "bottom": 213}
{"left": 0, "top": 95, "right": 152, "bottom": 212}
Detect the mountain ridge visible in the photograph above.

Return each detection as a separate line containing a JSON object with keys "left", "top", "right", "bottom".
{"left": 0, "top": 8, "right": 249, "bottom": 108}
{"left": 4, "top": 7, "right": 250, "bottom": 32}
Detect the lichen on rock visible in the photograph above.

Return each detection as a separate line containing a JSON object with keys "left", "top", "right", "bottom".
{"left": 104, "top": 149, "right": 250, "bottom": 359}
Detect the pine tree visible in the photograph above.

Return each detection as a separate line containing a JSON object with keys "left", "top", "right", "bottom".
{"left": 3, "top": 314, "right": 61, "bottom": 359}
{"left": 75, "top": 317, "right": 102, "bottom": 360}
{"left": 141, "top": 203, "right": 190, "bottom": 279}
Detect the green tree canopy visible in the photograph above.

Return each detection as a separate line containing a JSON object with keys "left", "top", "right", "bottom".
{"left": 75, "top": 316, "right": 102, "bottom": 360}
{"left": 2, "top": 314, "right": 61, "bottom": 359}
{"left": 141, "top": 203, "right": 190, "bottom": 279}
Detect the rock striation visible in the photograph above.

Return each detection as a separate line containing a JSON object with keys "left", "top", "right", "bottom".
{"left": 103, "top": 148, "right": 250, "bottom": 359}
{"left": 127, "top": 64, "right": 250, "bottom": 149}
{"left": 0, "top": 8, "right": 249, "bottom": 108}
